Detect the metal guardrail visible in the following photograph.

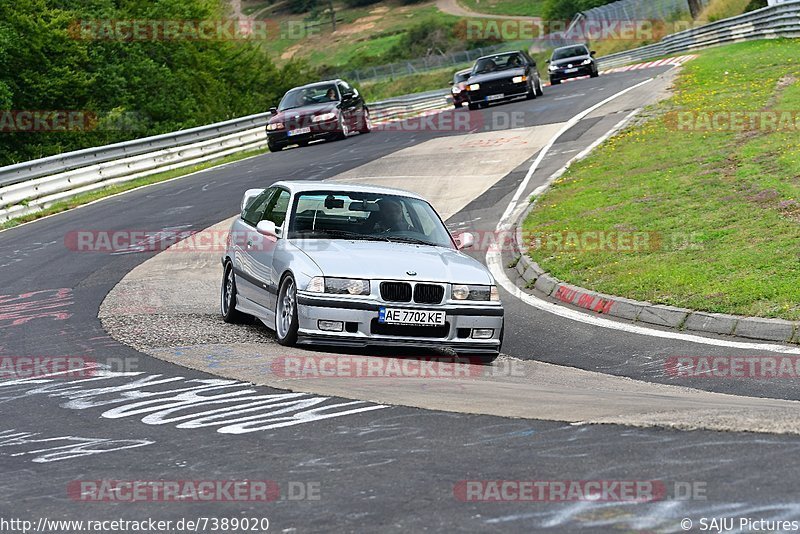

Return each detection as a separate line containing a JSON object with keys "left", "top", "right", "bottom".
{"left": 2, "top": 0, "right": 800, "bottom": 223}
{"left": 598, "top": 0, "right": 800, "bottom": 69}
{"left": 0, "top": 93, "right": 452, "bottom": 223}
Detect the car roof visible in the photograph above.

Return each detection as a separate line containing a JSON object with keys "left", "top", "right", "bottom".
{"left": 272, "top": 181, "right": 426, "bottom": 200}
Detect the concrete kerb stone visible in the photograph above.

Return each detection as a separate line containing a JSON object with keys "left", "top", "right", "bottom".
{"left": 684, "top": 312, "right": 739, "bottom": 336}
{"left": 734, "top": 317, "right": 795, "bottom": 343}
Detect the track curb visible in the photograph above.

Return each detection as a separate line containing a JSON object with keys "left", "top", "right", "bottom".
{"left": 509, "top": 131, "right": 800, "bottom": 347}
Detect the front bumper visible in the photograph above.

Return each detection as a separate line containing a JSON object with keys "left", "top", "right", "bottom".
{"left": 267, "top": 120, "right": 340, "bottom": 146}
{"left": 549, "top": 64, "right": 594, "bottom": 82}
{"left": 296, "top": 293, "right": 504, "bottom": 354}
{"left": 466, "top": 80, "right": 529, "bottom": 104}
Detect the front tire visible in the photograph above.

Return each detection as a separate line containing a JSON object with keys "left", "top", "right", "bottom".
{"left": 468, "top": 102, "right": 479, "bottom": 111}
{"left": 358, "top": 108, "right": 372, "bottom": 134}
{"left": 550, "top": 78, "right": 561, "bottom": 85}
{"left": 221, "top": 262, "right": 248, "bottom": 324}
{"left": 336, "top": 114, "right": 351, "bottom": 140}
{"left": 526, "top": 80, "right": 536, "bottom": 100}
{"left": 275, "top": 274, "right": 299, "bottom": 346}
{"left": 535, "top": 78, "right": 544, "bottom": 96}
{"left": 268, "top": 141, "right": 283, "bottom": 152}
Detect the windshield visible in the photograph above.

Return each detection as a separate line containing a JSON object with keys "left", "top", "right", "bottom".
{"left": 473, "top": 53, "right": 524, "bottom": 75}
{"left": 279, "top": 84, "right": 339, "bottom": 111}
{"left": 552, "top": 46, "right": 589, "bottom": 60}
{"left": 288, "top": 191, "right": 455, "bottom": 248}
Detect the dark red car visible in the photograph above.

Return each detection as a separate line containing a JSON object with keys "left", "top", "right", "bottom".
{"left": 266, "top": 79, "right": 371, "bottom": 152}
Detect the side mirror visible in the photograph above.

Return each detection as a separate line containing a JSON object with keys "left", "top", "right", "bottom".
{"left": 269, "top": 107, "right": 278, "bottom": 115}
{"left": 455, "top": 232, "right": 475, "bottom": 250}
{"left": 241, "top": 188, "right": 265, "bottom": 212}
{"left": 545, "top": 59, "right": 551, "bottom": 64}
{"left": 590, "top": 51, "right": 596, "bottom": 56}
{"left": 449, "top": 81, "right": 454, "bottom": 86}
{"left": 256, "top": 220, "right": 278, "bottom": 237}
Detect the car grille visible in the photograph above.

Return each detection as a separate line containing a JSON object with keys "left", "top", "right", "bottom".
{"left": 414, "top": 284, "right": 444, "bottom": 304}
{"left": 473, "top": 78, "right": 525, "bottom": 98}
{"left": 380, "top": 282, "right": 412, "bottom": 302}
{"left": 370, "top": 319, "right": 450, "bottom": 338}
{"left": 381, "top": 282, "right": 445, "bottom": 304}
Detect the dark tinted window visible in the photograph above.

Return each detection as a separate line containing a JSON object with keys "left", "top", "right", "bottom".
{"left": 473, "top": 53, "right": 525, "bottom": 74}
{"left": 264, "top": 189, "right": 291, "bottom": 227}
{"left": 242, "top": 188, "right": 275, "bottom": 226}
{"left": 552, "top": 46, "right": 589, "bottom": 60}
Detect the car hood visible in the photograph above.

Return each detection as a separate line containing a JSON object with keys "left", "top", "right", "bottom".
{"left": 291, "top": 240, "right": 494, "bottom": 285}
{"left": 270, "top": 103, "right": 338, "bottom": 123}
{"left": 551, "top": 55, "right": 591, "bottom": 67}
{"left": 467, "top": 67, "right": 527, "bottom": 84}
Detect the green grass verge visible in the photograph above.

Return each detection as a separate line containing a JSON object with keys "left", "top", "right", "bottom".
{"left": 1, "top": 147, "right": 270, "bottom": 231}
{"left": 522, "top": 39, "right": 800, "bottom": 321}
{"left": 458, "top": 0, "right": 545, "bottom": 17}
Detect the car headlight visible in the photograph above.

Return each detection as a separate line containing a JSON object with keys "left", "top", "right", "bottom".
{"left": 581, "top": 59, "right": 593, "bottom": 65}
{"left": 548, "top": 64, "right": 558, "bottom": 71}
{"left": 467, "top": 83, "right": 480, "bottom": 91}
{"left": 312, "top": 112, "right": 337, "bottom": 123}
{"left": 452, "top": 86, "right": 461, "bottom": 94}
{"left": 267, "top": 122, "right": 284, "bottom": 131}
{"left": 452, "top": 284, "right": 499, "bottom": 301}
{"left": 512, "top": 75, "right": 528, "bottom": 84}
{"left": 306, "top": 276, "right": 370, "bottom": 295}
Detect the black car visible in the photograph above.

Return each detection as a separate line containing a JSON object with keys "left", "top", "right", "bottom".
{"left": 266, "top": 79, "right": 370, "bottom": 152}
{"left": 464, "top": 51, "right": 544, "bottom": 110}
{"left": 547, "top": 44, "right": 598, "bottom": 85}
{"left": 450, "top": 68, "right": 472, "bottom": 109}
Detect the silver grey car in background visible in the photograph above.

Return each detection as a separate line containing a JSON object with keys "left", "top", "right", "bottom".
{"left": 220, "top": 181, "right": 503, "bottom": 362}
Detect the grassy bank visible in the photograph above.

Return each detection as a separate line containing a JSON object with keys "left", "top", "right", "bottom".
{"left": 458, "top": 0, "right": 545, "bottom": 17}
{"left": 522, "top": 39, "right": 800, "bottom": 320}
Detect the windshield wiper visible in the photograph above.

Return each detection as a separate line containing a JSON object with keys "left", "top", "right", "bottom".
{"left": 305, "top": 229, "right": 392, "bottom": 242}
{"left": 385, "top": 236, "right": 437, "bottom": 246}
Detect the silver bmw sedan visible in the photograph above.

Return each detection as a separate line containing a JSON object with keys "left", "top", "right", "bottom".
{"left": 220, "top": 181, "right": 503, "bottom": 362}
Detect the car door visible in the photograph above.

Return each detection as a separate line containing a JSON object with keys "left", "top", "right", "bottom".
{"left": 234, "top": 187, "right": 277, "bottom": 307}
{"left": 248, "top": 187, "right": 292, "bottom": 311}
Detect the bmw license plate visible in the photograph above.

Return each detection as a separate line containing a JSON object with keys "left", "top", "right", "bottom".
{"left": 486, "top": 94, "right": 504, "bottom": 101}
{"left": 287, "top": 127, "right": 311, "bottom": 136}
{"left": 564, "top": 68, "right": 579, "bottom": 73}
{"left": 379, "top": 307, "right": 446, "bottom": 326}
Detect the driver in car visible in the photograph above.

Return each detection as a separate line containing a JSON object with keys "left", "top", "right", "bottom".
{"left": 325, "top": 88, "right": 338, "bottom": 101}
{"left": 373, "top": 199, "right": 412, "bottom": 233}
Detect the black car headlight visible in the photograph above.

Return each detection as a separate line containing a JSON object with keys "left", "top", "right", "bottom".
{"left": 452, "top": 284, "right": 499, "bottom": 301}
{"left": 307, "top": 277, "right": 370, "bottom": 295}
